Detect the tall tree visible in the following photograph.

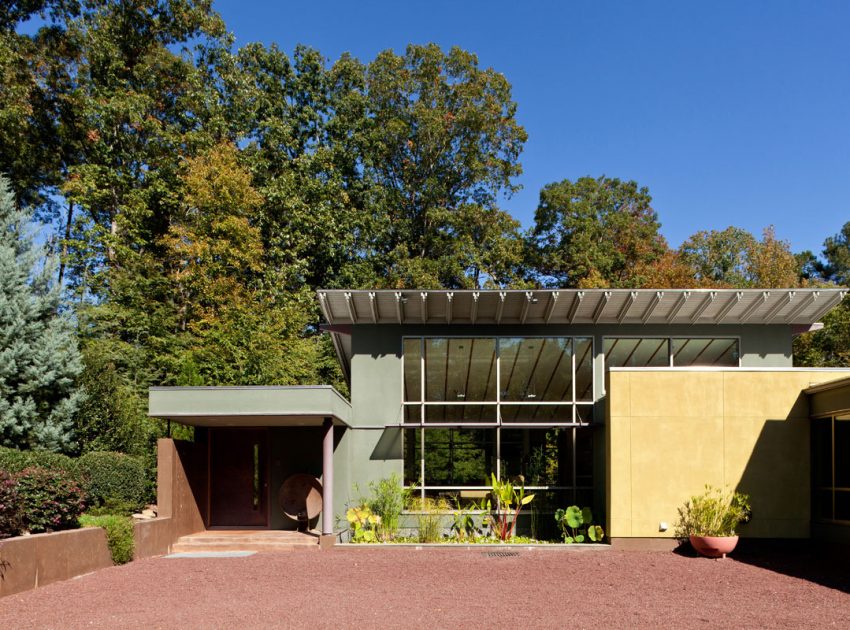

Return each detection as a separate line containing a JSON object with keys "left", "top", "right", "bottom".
{"left": 794, "top": 220, "right": 850, "bottom": 367}
{"left": 0, "top": 176, "right": 82, "bottom": 452}
{"left": 362, "top": 44, "right": 527, "bottom": 288}
{"left": 530, "top": 176, "right": 667, "bottom": 288}
{"left": 679, "top": 225, "right": 800, "bottom": 288}
{"left": 163, "top": 141, "right": 339, "bottom": 387}
{"left": 226, "top": 44, "right": 377, "bottom": 292}
{"left": 821, "top": 222, "right": 850, "bottom": 285}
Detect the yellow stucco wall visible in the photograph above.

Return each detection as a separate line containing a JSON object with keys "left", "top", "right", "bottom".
{"left": 606, "top": 369, "right": 850, "bottom": 539}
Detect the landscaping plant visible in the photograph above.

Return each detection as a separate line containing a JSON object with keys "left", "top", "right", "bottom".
{"left": 675, "top": 485, "right": 751, "bottom": 538}
{"left": 489, "top": 475, "right": 534, "bottom": 541}
{"left": 365, "top": 474, "right": 411, "bottom": 541}
{"left": 0, "top": 446, "right": 82, "bottom": 481}
{"left": 413, "top": 496, "right": 450, "bottom": 543}
{"left": 346, "top": 505, "right": 381, "bottom": 542}
{"left": 79, "top": 514, "right": 135, "bottom": 564}
{"left": 14, "top": 467, "right": 86, "bottom": 533}
{"left": 0, "top": 470, "right": 22, "bottom": 538}
{"left": 554, "top": 506, "right": 605, "bottom": 543}
{"left": 78, "top": 451, "right": 147, "bottom": 513}
{"left": 449, "top": 498, "right": 480, "bottom": 541}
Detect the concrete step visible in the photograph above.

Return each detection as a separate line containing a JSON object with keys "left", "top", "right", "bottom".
{"left": 171, "top": 541, "right": 319, "bottom": 553}
{"left": 172, "top": 531, "right": 319, "bottom": 553}
{"left": 177, "top": 536, "right": 319, "bottom": 546}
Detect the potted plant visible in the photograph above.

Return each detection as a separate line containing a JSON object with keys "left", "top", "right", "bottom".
{"left": 675, "top": 485, "right": 751, "bottom": 558}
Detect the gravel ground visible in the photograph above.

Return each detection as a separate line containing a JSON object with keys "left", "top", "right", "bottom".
{"left": 1, "top": 547, "right": 849, "bottom": 629}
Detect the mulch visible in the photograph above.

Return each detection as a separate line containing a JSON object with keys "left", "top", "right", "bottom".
{"left": 1, "top": 546, "right": 849, "bottom": 629}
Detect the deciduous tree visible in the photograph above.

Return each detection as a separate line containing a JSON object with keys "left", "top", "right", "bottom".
{"left": 529, "top": 176, "right": 667, "bottom": 288}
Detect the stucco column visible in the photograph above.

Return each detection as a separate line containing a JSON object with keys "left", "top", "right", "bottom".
{"left": 321, "top": 417, "right": 334, "bottom": 540}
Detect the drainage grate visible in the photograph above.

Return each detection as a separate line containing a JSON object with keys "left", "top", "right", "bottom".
{"left": 483, "top": 551, "right": 520, "bottom": 558}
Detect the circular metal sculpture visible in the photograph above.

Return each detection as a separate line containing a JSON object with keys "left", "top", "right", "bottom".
{"left": 279, "top": 474, "right": 323, "bottom": 522}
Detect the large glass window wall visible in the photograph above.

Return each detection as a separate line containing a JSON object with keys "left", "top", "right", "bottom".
{"left": 402, "top": 337, "right": 595, "bottom": 504}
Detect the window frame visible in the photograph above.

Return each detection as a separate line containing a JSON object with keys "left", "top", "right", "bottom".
{"left": 812, "top": 413, "right": 850, "bottom": 525}
{"left": 602, "top": 335, "right": 743, "bottom": 371}
{"left": 400, "top": 335, "right": 595, "bottom": 428}
{"left": 399, "top": 335, "right": 597, "bottom": 505}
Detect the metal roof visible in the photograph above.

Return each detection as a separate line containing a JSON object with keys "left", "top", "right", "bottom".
{"left": 318, "top": 288, "right": 846, "bottom": 327}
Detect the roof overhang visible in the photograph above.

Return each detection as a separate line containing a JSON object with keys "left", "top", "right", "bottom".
{"left": 318, "top": 288, "right": 846, "bottom": 327}
{"left": 148, "top": 386, "right": 351, "bottom": 427}
{"left": 805, "top": 376, "right": 850, "bottom": 418}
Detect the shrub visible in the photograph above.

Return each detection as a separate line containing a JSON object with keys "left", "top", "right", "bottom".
{"left": 77, "top": 452, "right": 146, "bottom": 513}
{"left": 675, "top": 485, "right": 752, "bottom": 538}
{"left": 15, "top": 467, "right": 86, "bottom": 533}
{"left": 0, "top": 470, "right": 22, "bottom": 538}
{"left": 365, "top": 474, "right": 411, "bottom": 541}
{"left": 0, "top": 446, "right": 80, "bottom": 479}
{"left": 79, "top": 514, "right": 135, "bottom": 565}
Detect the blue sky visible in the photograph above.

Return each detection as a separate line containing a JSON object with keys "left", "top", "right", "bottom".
{"left": 213, "top": 0, "right": 850, "bottom": 256}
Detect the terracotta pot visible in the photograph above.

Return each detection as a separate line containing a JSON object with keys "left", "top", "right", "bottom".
{"left": 689, "top": 535, "right": 739, "bottom": 558}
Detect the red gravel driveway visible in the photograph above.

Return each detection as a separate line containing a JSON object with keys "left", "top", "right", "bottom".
{"left": 1, "top": 547, "right": 849, "bottom": 629}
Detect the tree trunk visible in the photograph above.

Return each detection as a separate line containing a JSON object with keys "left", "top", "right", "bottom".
{"left": 58, "top": 200, "right": 73, "bottom": 286}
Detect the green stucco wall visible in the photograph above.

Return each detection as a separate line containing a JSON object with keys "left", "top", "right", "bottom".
{"left": 348, "top": 323, "right": 795, "bottom": 427}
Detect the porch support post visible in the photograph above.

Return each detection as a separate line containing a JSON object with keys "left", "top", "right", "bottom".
{"left": 321, "top": 417, "right": 335, "bottom": 547}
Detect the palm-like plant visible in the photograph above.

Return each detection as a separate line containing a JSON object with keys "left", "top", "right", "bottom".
{"left": 490, "top": 474, "right": 534, "bottom": 541}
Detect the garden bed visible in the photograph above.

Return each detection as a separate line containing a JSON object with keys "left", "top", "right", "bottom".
{"left": 337, "top": 542, "right": 609, "bottom": 550}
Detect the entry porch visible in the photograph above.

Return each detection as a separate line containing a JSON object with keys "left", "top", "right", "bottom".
{"left": 148, "top": 386, "right": 351, "bottom": 546}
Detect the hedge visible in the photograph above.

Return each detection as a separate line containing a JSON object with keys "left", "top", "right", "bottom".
{"left": 0, "top": 446, "right": 81, "bottom": 479}
{"left": 77, "top": 451, "right": 147, "bottom": 513}
{"left": 79, "top": 514, "right": 135, "bottom": 564}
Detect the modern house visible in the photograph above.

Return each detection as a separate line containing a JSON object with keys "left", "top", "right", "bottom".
{"left": 148, "top": 287, "right": 850, "bottom": 547}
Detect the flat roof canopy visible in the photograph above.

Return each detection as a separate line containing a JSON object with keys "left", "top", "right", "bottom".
{"left": 806, "top": 377, "right": 850, "bottom": 418}
{"left": 148, "top": 386, "right": 351, "bottom": 427}
{"left": 319, "top": 288, "right": 847, "bottom": 327}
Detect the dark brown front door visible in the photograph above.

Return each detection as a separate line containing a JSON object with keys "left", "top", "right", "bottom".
{"left": 209, "top": 428, "right": 269, "bottom": 527}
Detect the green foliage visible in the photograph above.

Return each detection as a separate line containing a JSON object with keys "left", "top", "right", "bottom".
{"left": 554, "top": 505, "right": 605, "bottom": 544}
{"left": 14, "top": 466, "right": 86, "bottom": 533}
{"left": 0, "top": 445, "right": 80, "bottom": 478}
{"left": 79, "top": 514, "right": 135, "bottom": 565}
{"left": 0, "top": 176, "right": 82, "bottom": 452}
{"left": 795, "top": 300, "right": 850, "bottom": 367}
{"left": 345, "top": 504, "right": 380, "bottom": 543}
{"left": 77, "top": 451, "right": 146, "bottom": 512}
{"left": 449, "top": 498, "right": 486, "bottom": 541}
{"left": 679, "top": 226, "right": 800, "bottom": 288}
{"left": 489, "top": 474, "right": 534, "bottom": 541}
{"left": 821, "top": 222, "right": 850, "bottom": 285}
{"left": 531, "top": 176, "right": 666, "bottom": 288}
{"left": 364, "top": 474, "right": 411, "bottom": 541}
{"left": 73, "top": 348, "right": 147, "bottom": 455}
{"left": 794, "top": 221, "right": 850, "bottom": 368}
{"left": 675, "top": 485, "right": 751, "bottom": 538}
{"left": 409, "top": 496, "right": 450, "bottom": 543}
{"left": 0, "top": 469, "right": 22, "bottom": 538}
{"left": 362, "top": 44, "right": 528, "bottom": 289}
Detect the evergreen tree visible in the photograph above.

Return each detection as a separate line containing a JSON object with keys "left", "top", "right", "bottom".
{"left": 0, "top": 176, "right": 82, "bottom": 451}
